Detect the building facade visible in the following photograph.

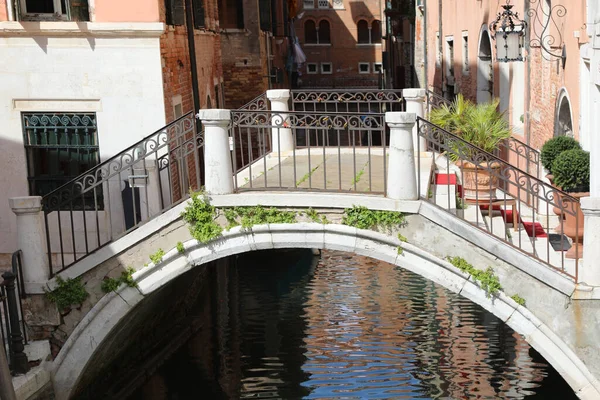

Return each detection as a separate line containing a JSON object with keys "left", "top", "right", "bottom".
{"left": 296, "top": 0, "right": 384, "bottom": 88}
{"left": 0, "top": 0, "right": 223, "bottom": 267}
{"left": 425, "top": 0, "right": 586, "bottom": 151}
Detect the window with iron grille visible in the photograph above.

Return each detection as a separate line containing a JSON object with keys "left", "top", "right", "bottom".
{"left": 18, "top": 0, "right": 90, "bottom": 21}
{"left": 22, "top": 112, "right": 102, "bottom": 209}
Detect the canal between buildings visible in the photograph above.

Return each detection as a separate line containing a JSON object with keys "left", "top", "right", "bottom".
{"left": 89, "top": 249, "right": 576, "bottom": 399}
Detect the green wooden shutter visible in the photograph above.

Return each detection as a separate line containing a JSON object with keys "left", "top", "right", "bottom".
{"left": 166, "top": 0, "right": 185, "bottom": 26}
{"left": 259, "top": 0, "right": 271, "bottom": 32}
{"left": 193, "top": 0, "right": 205, "bottom": 28}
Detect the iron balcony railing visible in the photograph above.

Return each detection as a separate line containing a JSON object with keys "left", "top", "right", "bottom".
{"left": 1, "top": 250, "right": 28, "bottom": 375}
{"left": 417, "top": 117, "right": 580, "bottom": 281}
{"left": 298, "top": 76, "right": 380, "bottom": 90}
{"left": 291, "top": 89, "right": 405, "bottom": 114}
{"left": 230, "top": 109, "right": 387, "bottom": 194}
{"left": 42, "top": 112, "right": 203, "bottom": 276}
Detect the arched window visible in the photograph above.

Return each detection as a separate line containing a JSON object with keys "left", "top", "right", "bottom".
{"left": 305, "top": 20, "right": 317, "bottom": 44}
{"left": 319, "top": 20, "right": 331, "bottom": 44}
{"left": 556, "top": 90, "right": 573, "bottom": 137}
{"left": 371, "top": 20, "right": 381, "bottom": 43}
{"left": 357, "top": 19, "right": 369, "bottom": 44}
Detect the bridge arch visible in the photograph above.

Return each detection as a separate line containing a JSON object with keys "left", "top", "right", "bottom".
{"left": 52, "top": 223, "right": 600, "bottom": 400}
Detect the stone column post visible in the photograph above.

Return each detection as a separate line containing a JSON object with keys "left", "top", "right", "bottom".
{"left": 266, "top": 89, "right": 293, "bottom": 153}
{"left": 198, "top": 109, "right": 233, "bottom": 195}
{"left": 385, "top": 112, "right": 418, "bottom": 200}
{"left": 403, "top": 88, "right": 427, "bottom": 153}
{"left": 9, "top": 196, "right": 49, "bottom": 291}
{"left": 581, "top": 198, "right": 600, "bottom": 286}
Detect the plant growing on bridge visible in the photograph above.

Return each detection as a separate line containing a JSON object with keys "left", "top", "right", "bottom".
{"left": 149, "top": 248, "right": 166, "bottom": 265}
{"left": 101, "top": 267, "right": 138, "bottom": 293}
{"left": 397, "top": 233, "right": 408, "bottom": 255}
{"left": 176, "top": 241, "right": 185, "bottom": 254}
{"left": 46, "top": 276, "right": 89, "bottom": 311}
{"left": 342, "top": 205, "right": 406, "bottom": 232}
{"left": 233, "top": 205, "right": 297, "bottom": 229}
{"left": 224, "top": 208, "right": 240, "bottom": 230}
{"left": 305, "top": 208, "right": 329, "bottom": 224}
{"left": 510, "top": 294, "right": 526, "bottom": 306}
{"left": 181, "top": 191, "right": 223, "bottom": 243}
{"left": 446, "top": 256, "right": 501, "bottom": 298}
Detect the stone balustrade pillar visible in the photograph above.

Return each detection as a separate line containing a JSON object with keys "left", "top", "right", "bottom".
{"left": 386, "top": 112, "right": 418, "bottom": 200}
{"left": 266, "top": 89, "right": 293, "bottom": 153}
{"left": 198, "top": 109, "right": 233, "bottom": 195}
{"left": 403, "top": 88, "right": 427, "bottom": 153}
{"left": 581, "top": 198, "right": 600, "bottom": 286}
{"left": 9, "top": 196, "right": 49, "bottom": 292}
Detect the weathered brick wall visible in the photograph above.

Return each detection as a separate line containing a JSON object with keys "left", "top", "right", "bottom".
{"left": 296, "top": 0, "right": 384, "bottom": 87}
{"left": 220, "top": 0, "right": 270, "bottom": 109}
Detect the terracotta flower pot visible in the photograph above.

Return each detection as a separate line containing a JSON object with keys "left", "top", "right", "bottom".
{"left": 456, "top": 160, "right": 501, "bottom": 201}
{"left": 561, "top": 192, "right": 587, "bottom": 259}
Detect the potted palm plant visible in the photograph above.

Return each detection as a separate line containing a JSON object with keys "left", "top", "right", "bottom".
{"left": 551, "top": 148, "right": 590, "bottom": 259}
{"left": 429, "top": 94, "right": 512, "bottom": 200}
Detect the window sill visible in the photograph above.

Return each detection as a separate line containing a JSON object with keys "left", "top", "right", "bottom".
{"left": 356, "top": 43, "right": 382, "bottom": 47}
{"left": 304, "top": 43, "right": 332, "bottom": 47}
{"left": 0, "top": 21, "right": 165, "bottom": 37}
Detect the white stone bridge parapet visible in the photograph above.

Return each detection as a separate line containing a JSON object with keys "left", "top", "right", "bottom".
{"left": 7, "top": 89, "right": 600, "bottom": 399}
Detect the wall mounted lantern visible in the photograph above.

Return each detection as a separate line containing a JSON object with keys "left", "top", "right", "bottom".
{"left": 489, "top": 0, "right": 567, "bottom": 68}
{"left": 489, "top": 1, "right": 527, "bottom": 62}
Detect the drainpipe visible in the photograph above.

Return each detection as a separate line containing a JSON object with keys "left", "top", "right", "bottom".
{"left": 438, "top": 0, "right": 443, "bottom": 94}
{"left": 524, "top": 0, "right": 531, "bottom": 148}
{"left": 423, "top": 0, "right": 428, "bottom": 90}
{"left": 185, "top": 0, "right": 201, "bottom": 114}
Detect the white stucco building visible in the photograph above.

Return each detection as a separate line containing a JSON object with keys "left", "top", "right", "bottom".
{"left": 0, "top": 2, "right": 167, "bottom": 267}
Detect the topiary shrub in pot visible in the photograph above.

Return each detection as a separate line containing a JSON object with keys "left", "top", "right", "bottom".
{"left": 540, "top": 136, "right": 581, "bottom": 181}
{"left": 551, "top": 148, "right": 589, "bottom": 259}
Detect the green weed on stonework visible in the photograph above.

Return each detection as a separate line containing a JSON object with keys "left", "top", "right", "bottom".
{"left": 181, "top": 191, "right": 223, "bottom": 243}
{"left": 447, "top": 256, "right": 502, "bottom": 298}
{"left": 149, "top": 248, "right": 166, "bottom": 265}
{"left": 101, "top": 267, "right": 138, "bottom": 293}
{"left": 342, "top": 205, "right": 406, "bottom": 232}
{"left": 510, "top": 294, "right": 526, "bottom": 306}
{"left": 46, "top": 276, "right": 89, "bottom": 311}
{"left": 233, "top": 205, "right": 297, "bottom": 229}
{"left": 176, "top": 241, "right": 185, "bottom": 254}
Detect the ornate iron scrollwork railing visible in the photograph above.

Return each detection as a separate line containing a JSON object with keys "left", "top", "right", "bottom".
{"left": 230, "top": 109, "right": 387, "bottom": 194}
{"left": 291, "top": 89, "right": 405, "bottom": 114}
{"left": 417, "top": 117, "right": 580, "bottom": 281}
{"left": 42, "top": 112, "right": 203, "bottom": 276}
{"left": 238, "top": 93, "right": 268, "bottom": 111}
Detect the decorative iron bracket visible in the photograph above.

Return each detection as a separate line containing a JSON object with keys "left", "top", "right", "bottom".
{"left": 526, "top": 0, "right": 567, "bottom": 66}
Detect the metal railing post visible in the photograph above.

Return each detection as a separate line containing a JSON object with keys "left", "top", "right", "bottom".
{"left": 9, "top": 197, "right": 49, "bottom": 291}
{"left": 2, "top": 271, "right": 28, "bottom": 375}
{"left": 198, "top": 109, "right": 233, "bottom": 195}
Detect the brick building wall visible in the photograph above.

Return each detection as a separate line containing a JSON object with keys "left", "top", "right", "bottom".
{"left": 296, "top": 0, "right": 383, "bottom": 89}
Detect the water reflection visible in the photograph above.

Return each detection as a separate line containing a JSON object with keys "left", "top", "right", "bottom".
{"left": 127, "top": 249, "right": 575, "bottom": 399}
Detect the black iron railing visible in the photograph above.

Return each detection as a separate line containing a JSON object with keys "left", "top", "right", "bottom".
{"left": 292, "top": 89, "right": 404, "bottom": 114}
{"left": 238, "top": 93, "right": 268, "bottom": 111}
{"left": 426, "top": 89, "right": 542, "bottom": 197}
{"left": 230, "top": 110, "right": 387, "bottom": 194}
{"left": 417, "top": 117, "right": 580, "bottom": 281}
{"left": 1, "top": 251, "right": 28, "bottom": 375}
{"left": 42, "top": 113, "right": 203, "bottom": 276}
